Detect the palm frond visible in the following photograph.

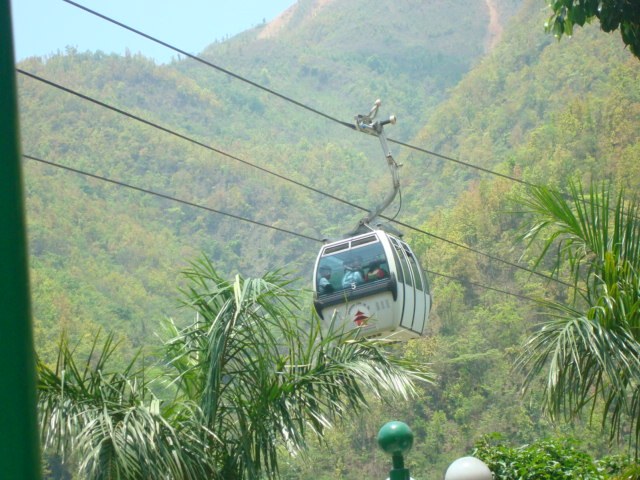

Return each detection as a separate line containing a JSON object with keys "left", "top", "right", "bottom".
{"left": 37, "top": 332, "right": 213, "bottom": 479}
{"left": 163, "top": 257, "right": 433, "bottom": 479}
{"left": 39, "top": 257, "right": 433, "bottom": 479}
{"left": 517, "top": 180, "right": 640, "bottom": 449}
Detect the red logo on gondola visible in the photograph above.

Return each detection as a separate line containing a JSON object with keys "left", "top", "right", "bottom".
{"left": 348, "top": 303, "right": 372, "bottom": 327}
{"left": 353, "top": 310, "right": 369, "bottom": 326}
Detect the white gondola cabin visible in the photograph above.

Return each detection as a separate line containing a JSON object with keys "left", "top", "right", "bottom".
{"left": 313, "top": 229, "right": 431, "bottom": 340}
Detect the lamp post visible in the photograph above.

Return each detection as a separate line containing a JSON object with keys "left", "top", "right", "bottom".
{"left": 378, "top": 421, "right": 493, "bottom": 480}
{"left": 444, "top": 456, "right": 493, "bottom": 480}
{"left": 377, "top": 421, "right": 414, "bottom": 480}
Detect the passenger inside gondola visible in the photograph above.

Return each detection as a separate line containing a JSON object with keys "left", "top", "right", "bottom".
{"left": 366, "top": 260, "right": 388, "bottom": 281}
{"left": 316, "top": 238, "right": 390, "bottom": 296}
{"left": 342, "top": 256, "right": 365, "bottom": 289}
{"left": 317, "top": 265, "right": 334, "bottom": 294}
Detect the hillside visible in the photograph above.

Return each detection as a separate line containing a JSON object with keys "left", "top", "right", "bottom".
{"left": 404, "top": 0, "right": 639, "bottom": 211}
{"left": 15, "top": 0, "right": 640, "bottom": 478}
{"left": 278, "top": 2, "right": 640, "bottom": 477}
{"left": 17, "top": 0, "right": 519, "bottom": 356}
{"left": 196, "top": 0, "right": 523, "bottom": 140}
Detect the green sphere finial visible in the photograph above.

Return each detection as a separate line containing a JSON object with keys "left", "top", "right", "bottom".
{"left": 377, "top": 421, "right": 414, "bottom": 456}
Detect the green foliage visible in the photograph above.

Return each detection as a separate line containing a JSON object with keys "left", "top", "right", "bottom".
{"left": 516, "top": 181, "right": 640, "bottom": 449}
{"left": 38, "top": 261, "right": 433, "bottom": 479}
{"left": 162, "top": 257, "right": 433, "bottom": 479}
{"left": 544, "top": 0, "right": 640, "bottom": 59}
{"left": 17, "top": 0, "right": 640, "bottom": 478}
{"left": 475, "top": 434, "right": 615, "bottom": 479}
{"left": 38, "top": 333, "right": 210, "bottom": 480}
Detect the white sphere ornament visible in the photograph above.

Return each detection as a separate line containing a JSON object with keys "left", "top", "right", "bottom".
{"left": 444, "top": 456, "right": 492, "bottom": 480}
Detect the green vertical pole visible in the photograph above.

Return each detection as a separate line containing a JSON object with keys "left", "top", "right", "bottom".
{"left": 0, "top": 0, "right": 42, "bottom": 478}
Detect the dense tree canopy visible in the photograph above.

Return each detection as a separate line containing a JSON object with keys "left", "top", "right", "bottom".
{"left": 545, "top": 0, "right": 640, "bottom": 59}
{"left": 475, "top": 434, "right": 634, "bottom": 479}
{"left": 18, "top": 0, "right": 640, "bottom": 477}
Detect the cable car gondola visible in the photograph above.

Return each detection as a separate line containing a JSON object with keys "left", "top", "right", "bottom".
{"left": 313, "top": 100, "right": 431, "bottom": 340}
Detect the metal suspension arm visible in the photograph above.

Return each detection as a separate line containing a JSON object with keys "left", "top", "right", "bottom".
{"left": 350, "top": 100, "right": 402, "bottom": 235}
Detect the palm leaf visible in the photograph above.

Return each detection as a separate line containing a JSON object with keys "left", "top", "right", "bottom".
{"left": 163, "top": 256, "right": 433, "bottom": 479}
{"left": 517, "top": 181, "right": 640, "bottom": 448}
{"left": 37, "top": 332, "right": 213, "bottom": 479}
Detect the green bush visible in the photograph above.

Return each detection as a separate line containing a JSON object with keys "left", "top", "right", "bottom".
{"left": 473, "top": 434, "right": 627, "bottom": 480}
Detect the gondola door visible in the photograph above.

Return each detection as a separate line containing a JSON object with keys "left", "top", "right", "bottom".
{"left": 388, "top": 235, "right": 430, "bottom": 339}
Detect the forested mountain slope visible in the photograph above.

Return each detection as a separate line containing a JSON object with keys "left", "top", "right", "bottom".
{"left": 403, "top": 0, "right": 639, "bottom": 211}
{"left": 400, "top": 0, "right": 639, "bottom": 300}
{"left": 17, "top": 0, "right": 520, "bottom": 357}
{"left": 280, "top": 1, "right": 640, "bottom": 478}
{"left": 15, "top": 0, "right": 640, "bottom": 477}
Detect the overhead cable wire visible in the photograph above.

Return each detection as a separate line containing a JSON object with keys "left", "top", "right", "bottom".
{"left": 62, "top": 0, "right": 533, "bottom": 188}
{"left": 425, "top": 269, "right": 541, "bottom": 303}
{"left": 66, "top": 0, "right": 630, "bottom": 227}
{"left": 48, "top": 3, "right": 591, "bottom": 291}
{"left": 25, "top": 152, "right": 544, "bottom": 304}
{"left": 62, "top": 0, "right": 355, "bottom": 131}
{"left": 24, "top": 154, "right": 322, "bottom": 242}
{"left": 388, "top": 138, "right": 536, "bottom": 188}
{"left": 18, "top": 69, "right": 575, "bottom": 289}
{"left": 59, "top": 0, "right": 617, "bottom": 226}
{"left": 17, "top": 69, "right": 366, "bottom": 213}
{"left": 380, "top": 214, "right": 575, "bottom": 289}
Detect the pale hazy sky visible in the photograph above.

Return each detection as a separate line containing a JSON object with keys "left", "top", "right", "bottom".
{"left": 10, "top": 0, "right": 296, "bottom": 64}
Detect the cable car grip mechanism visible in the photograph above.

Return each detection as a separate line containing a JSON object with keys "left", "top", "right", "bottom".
{"left": 351, "top": 99, "right": 402, "bottom": 236}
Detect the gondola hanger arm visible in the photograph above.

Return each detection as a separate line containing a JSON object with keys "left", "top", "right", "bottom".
{"left": 350, "top": 99, "right": 402, "bottom": 236}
